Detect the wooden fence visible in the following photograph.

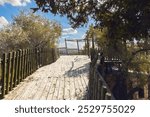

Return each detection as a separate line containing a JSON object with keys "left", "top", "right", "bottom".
{"left": 88, "top": 50, "right": 115, "bottom": 100}
{"left": 0, "top": 47, "right": 59, "bottom": 99}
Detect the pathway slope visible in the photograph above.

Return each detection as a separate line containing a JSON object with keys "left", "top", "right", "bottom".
{"left": 4, "top": 55, "right": 90, "bottom": 100}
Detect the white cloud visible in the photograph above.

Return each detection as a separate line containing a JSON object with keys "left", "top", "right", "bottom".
{"left": 62, "top": 28, "right": 78, "bottom": 35}
{"left": 0, "top": 16, "right": 9, "bottom": 28}
{"left": 0, "top": 0, "right": 31, "bottom": 6}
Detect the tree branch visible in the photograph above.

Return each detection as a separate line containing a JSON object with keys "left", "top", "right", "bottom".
{"left": 127, "top": 48, "right": 150, "bottom": 67}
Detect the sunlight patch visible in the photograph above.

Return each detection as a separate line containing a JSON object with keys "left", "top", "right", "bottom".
{"left": 62, "top": 28, "right": 78, "bottom": 35}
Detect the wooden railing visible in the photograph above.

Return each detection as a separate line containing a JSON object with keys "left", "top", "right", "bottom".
{"left": 0, "top": 47, "right": 59, "bottom": 99}
{"left": 88, "top": 50, "right": 115, "bottom": 100}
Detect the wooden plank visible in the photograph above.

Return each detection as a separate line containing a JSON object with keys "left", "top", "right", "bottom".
{"left": 52, "top": 77, "right": 61, "bottom": 100}
{"left": 64, "top": 77, "right": 71, "bottom": 100}
{"left": 32, "top": 76, "right": 49, "bottom": 100}
{"left": 5, "top": 83, "right": 24, "bottom": 100}
{"left": 40, "top": 76, "right": 54, "bottom": 100}
{"left": 76, "top": 76, "right": 84, "bottom": 99}
{"left": 57, "top": 76, "right": 65, "bottom": 100}
{"left": 74, "top": 76, "right": 81, "bottom": 99}
{"left": 70, "top": 77, "right": 76, "bottom": 99}
{"left": 46, "top": 77, "right": 58, "bottom": 100}
{"left": 16, "top": 76, "right": 43, "bottom": 99}
{"left": 5, "top": 81, "right": 28, "bottom": 100}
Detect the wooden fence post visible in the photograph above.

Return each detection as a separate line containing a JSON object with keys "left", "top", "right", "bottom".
{"left": 98, "top": 79, "right": 102, "bottom": 100}
{"left": 14, "top": 51, "right": 19, "bottom": 87}
{"left": 24, "top": 49, "right": 27, "bottom": 78}
{"left": 6, "top": 52, "right": 12, "bottom": 94}
{"left": 10, "top": 52, "right": 15, "bottom": 91}
{"left": 31, "top": 49, "right": 34, "bottom": 73}
{"left": 65, "top": 39, "right": 68, "bottom": 55}
{"left": 101, "top": 85, "right": 107, "bottom": 100}
{"left": 17, "top": 50, "right": 21, "bottom": 84}
{"left": 27, "top": 49, "right": 29, "bottom": 76}
{"left": 52, "top": 48, "right": 55, "bottom": 62}
{"left": 77, "top": 40, "right": 80, "bottom": 54}
{"left": 86, "top": 38, "right": 90, "bottom": 56}
{"left": 1, "top": 53, "right": 7, "bottom": 98}
{"left": 28, "top": 49, "right": 31, "bottom": 74}
{"left": 20, "top": 50, "right": 24, "bottom": 82}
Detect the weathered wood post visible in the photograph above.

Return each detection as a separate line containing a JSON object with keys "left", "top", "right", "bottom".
{"left": 10, "top": 52, "right": 15, "bottom": 91}
{"left": 26, "top": 49, "right": 29, "bottom": 76}
{"left": 52, "top": 48, "right": 56, "bottom": 62}
{"left": 65, "top": 39, "right": 68, "bottom": 55}
{"left": 77, "top": 40, "right": 80, "bottom": 54}
{"left": 14, "top": 51, "right": 19, "bottom": 87}
{"left": 101, "top": 85, "right": 107, "bottom": 100}
{"left": 17, "top": 50, "right": 21, "bottom": 84}
{"left": 1, "top": 53, "right": 7, "bottom": 98}
{"left": 20, "top": 50, "right": 24, "bottom": 81}
{"left": 6, "top": 52, "right": 12, "bottom": 94}
{"left": 86, "top": 38, "right": 90, "bottom": 56}
{"left": 24, "top": 49, "right": 27, "bottom": 78}
{"left": 84, "top": 39, "right": 86, "bottom": 55}
{"left": 98, "top": 79, "right": 102, "bottom": 99}
{"left": 92, "top": 37, "right": 95, "bottom": 50}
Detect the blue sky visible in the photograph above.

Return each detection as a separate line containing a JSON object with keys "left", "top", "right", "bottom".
{"left": 0, "top": 0, "right": 92, "bottom": 48}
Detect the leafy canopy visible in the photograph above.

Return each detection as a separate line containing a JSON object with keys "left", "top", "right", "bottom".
{"left": 33, "top": 0, "right": 150, "bottom": 40}
{"left": 0, "top": 11, "right": 62, "bottom": 53}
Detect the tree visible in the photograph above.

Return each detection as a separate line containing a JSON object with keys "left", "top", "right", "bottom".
{"left": 33, "top": 0, "right": 150, "bottom": 39}
{"left": 33, "top": 0, "right": 150, "bottom": 59}
{"left": 0, "top": 11, "right": 62, "bottom": 54}
{"left": 0, "top": 24, "right": 28, "bottom": 53}
{"left": 13, "top": 11, "right": 62, "bottom": 48}
{"left": 86, "top": 25, "right": 150, "bottom": 95}
{"left": 33, "top": 0, "right": 150, "bottom": 98}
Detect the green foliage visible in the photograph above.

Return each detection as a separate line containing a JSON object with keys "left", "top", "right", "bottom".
{"left": 0, "top": 25, "right": 28, "bottom": 53}
{"left": 86, "top": 25, "right": 150, "bottom": 74}
{"left": 86, "top": 25, "right": 126, "bottom": 57}
{"left": 33, "top": 0, "right": 150, "bottom": 40}
{"left": 13, "top": 11, "right": 62, "bottom": 48}
{"left": 0, "top": 11, "right": 62, "bottom": 54}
